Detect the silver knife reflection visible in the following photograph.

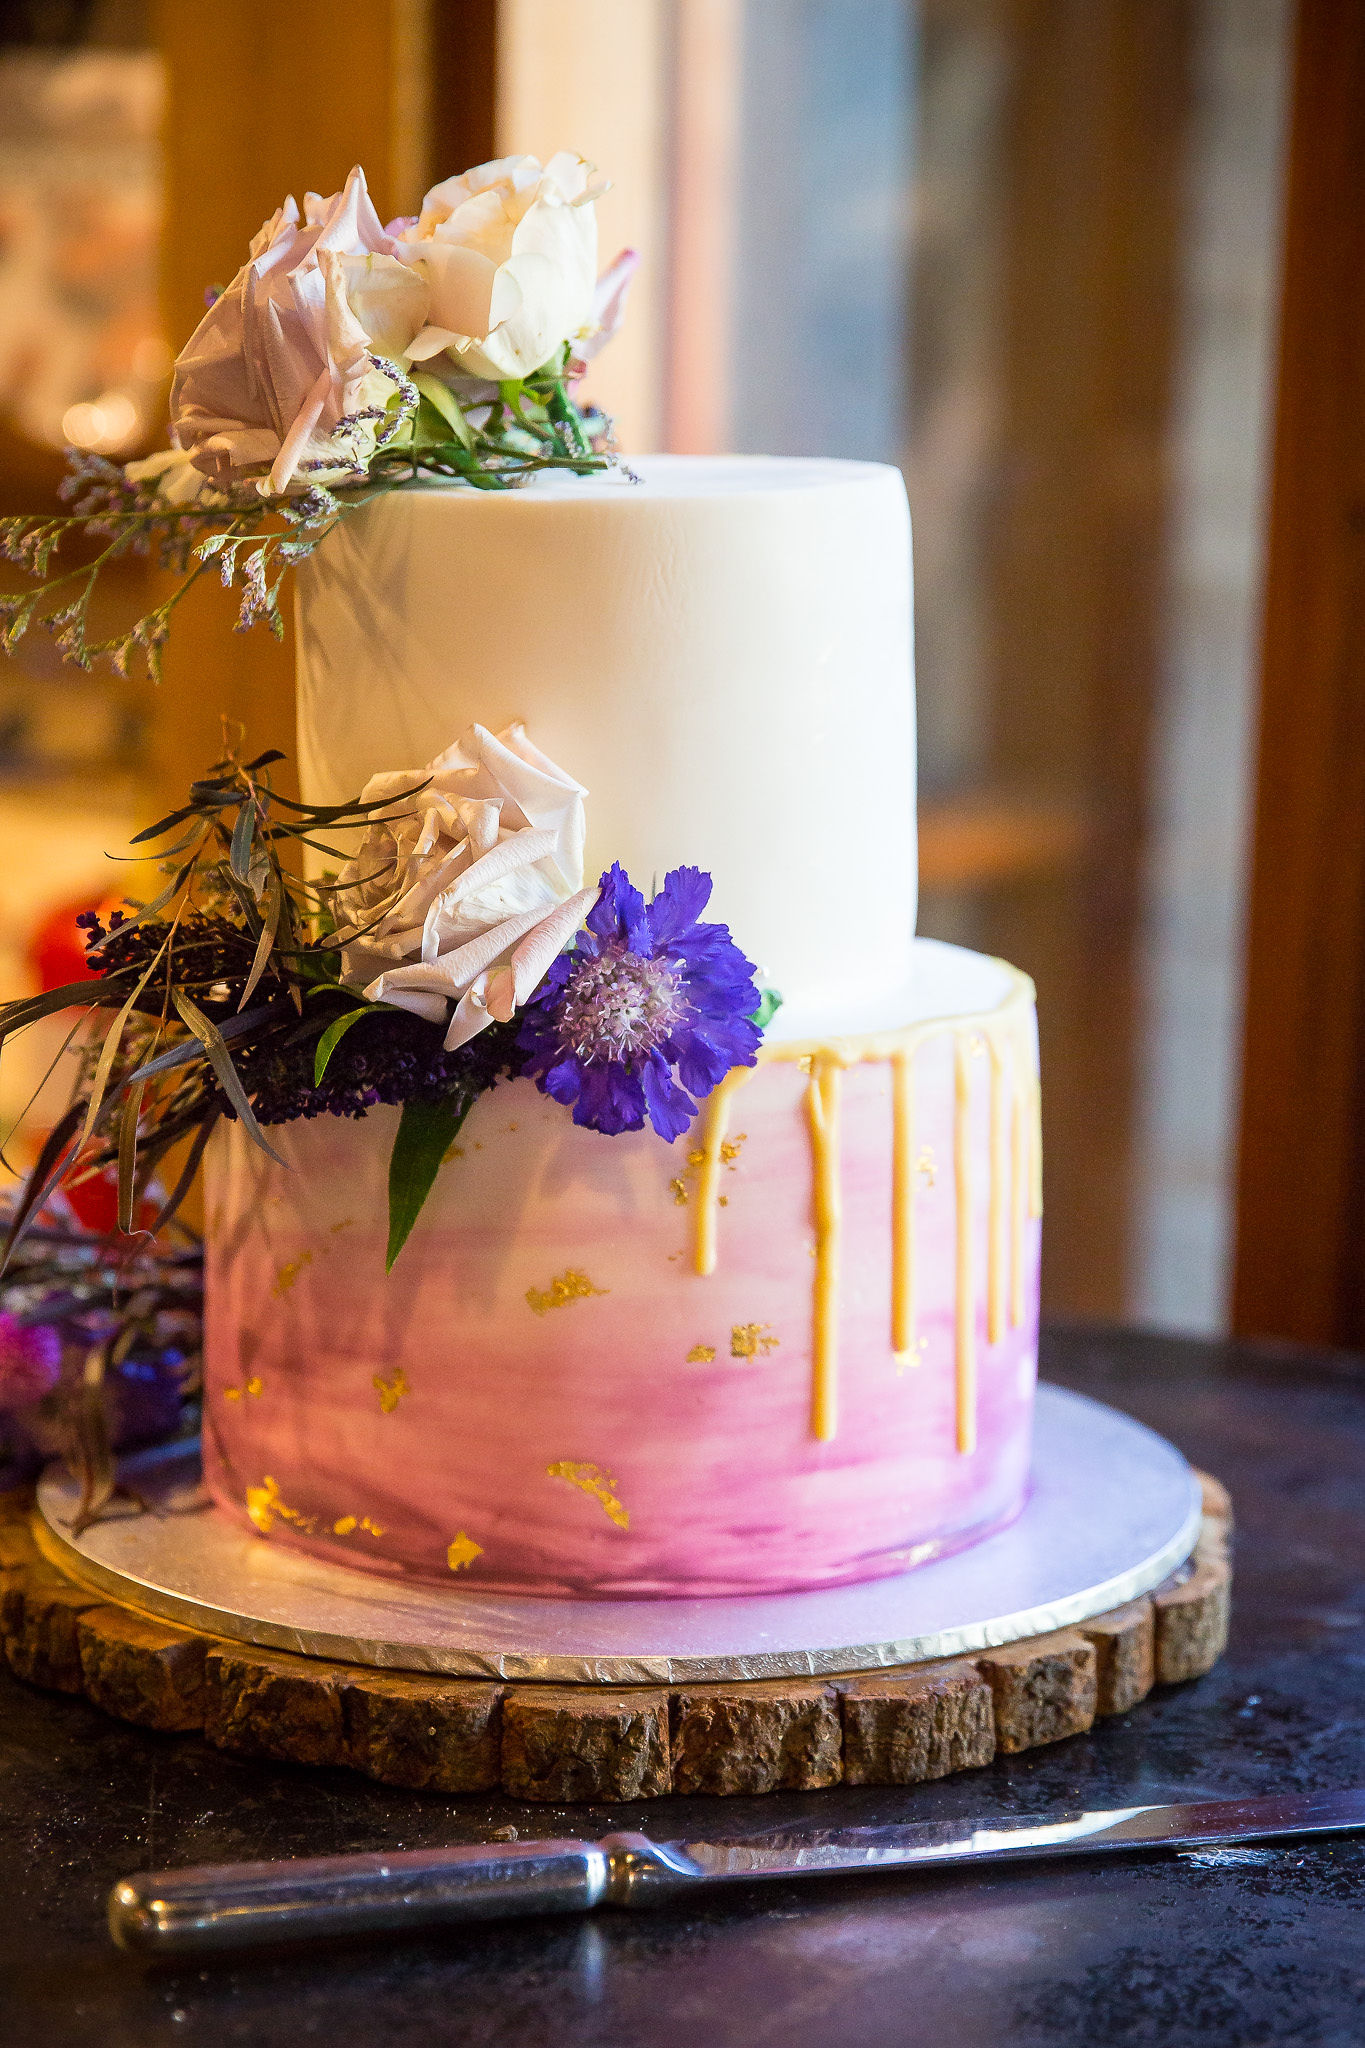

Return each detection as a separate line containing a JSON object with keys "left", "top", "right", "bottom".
{"left": 109, "top": 1788, "right": 1365, "bottom": 1957}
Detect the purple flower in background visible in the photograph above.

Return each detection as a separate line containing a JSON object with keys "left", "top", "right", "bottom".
{"left": 0, "top": 1312, "right": 61, "bottom": 1411}
{"left": 517, "top": 864, "right": 762, "bottom": 1141}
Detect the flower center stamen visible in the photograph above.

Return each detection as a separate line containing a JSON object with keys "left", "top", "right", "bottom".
{"left": 556, "top": 944, "right": 687, "bottom": 1063}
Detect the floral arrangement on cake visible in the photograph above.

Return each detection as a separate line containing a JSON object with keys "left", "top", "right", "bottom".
{"left": 0, "top": 726, "right": 778, "bottom": 1277}
{"left": 0, "top": 155, "right": 637, "bottom": 676}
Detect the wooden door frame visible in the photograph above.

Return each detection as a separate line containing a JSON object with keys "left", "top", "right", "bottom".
{"left": 1232, "top": 0, "right": 1365, "bottom": 1347}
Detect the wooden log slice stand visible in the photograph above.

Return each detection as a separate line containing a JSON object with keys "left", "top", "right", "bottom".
{"left": 0, "top": 1476, "right": 1231, "bottom": 1804}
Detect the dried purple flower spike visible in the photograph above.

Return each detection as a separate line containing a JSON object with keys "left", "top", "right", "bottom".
{"left": 517, "top": 864, "right": 762, "bottom": 1141}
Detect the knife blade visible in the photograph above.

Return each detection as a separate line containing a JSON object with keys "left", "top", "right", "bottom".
{"left": 109, "top": 1788, "right": 1365, "bottom": 1957}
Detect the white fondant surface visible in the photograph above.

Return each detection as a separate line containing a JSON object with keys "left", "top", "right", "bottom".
{"left": 295, "top": 455, "right": 917, "bottom": 1030}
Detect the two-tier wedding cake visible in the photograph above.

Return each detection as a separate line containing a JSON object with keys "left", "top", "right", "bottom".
{"left": 203, "top": 457, "right": 1042, "bottom": 1597}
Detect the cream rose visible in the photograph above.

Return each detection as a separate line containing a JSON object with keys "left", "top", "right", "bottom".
{"left": 170, "top": 166, "right": 429, "bottom": 496}
{"left": 396, "top": 152, "right": 603, "bottom": 382}
{"left": 333, "top": 723, "right": 593, "bottom": 1051}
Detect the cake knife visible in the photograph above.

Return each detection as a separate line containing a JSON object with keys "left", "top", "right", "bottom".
{"left": 109, "top": 1788, "right": 1365, "bottom": 1956}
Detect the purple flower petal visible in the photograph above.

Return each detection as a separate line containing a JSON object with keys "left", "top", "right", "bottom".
{"left": 646, "top": 866, "right": 712, "bottom": 949}
{"left": 641, "top": 1052, "right": 698, "bottom": 1142}
{"left": 585, "top": 863, "right": 649, "bottom": 951}
{"left": 573, "top": 1060, "right": 646, "bottom": 1134}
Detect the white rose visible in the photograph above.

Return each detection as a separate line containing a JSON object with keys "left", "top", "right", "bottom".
{"left": 396, "top": 152, "right": 603, "bottom": 382}
{"left": 334, "top": 722, "right": 593, "bottom": 1051}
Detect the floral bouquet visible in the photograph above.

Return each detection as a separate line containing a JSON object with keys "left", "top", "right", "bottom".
{"left": 0, "top": 726, "right": 777, "bottom": 1281}
{"left": 0, "top": 154, "right": 638, "bottom": 676}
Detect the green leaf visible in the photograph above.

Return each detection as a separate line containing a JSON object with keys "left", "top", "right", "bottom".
{"left": 313, "top": 1004, "right": 374, "bottom": 1087}
{"left": 0, "top": 1100, "right": 84, "bottom": 1273}
{"left": 149, "top": 1109, "right": 220, "bottom": 1234}
{"left": 412, "top": 372, "right": 474, "bottom": 449}
{"left": 386, "top": 1094, "right": 470, "bottom": 1273}
{"left": 750, "top": 987, "right": 784, "bottom": 1031}
{"left": 79, "top": 958, "right": 156, "bottom": 1150}
{"left": 0, "top": 978, "right": 109, "bottom": 1048}
{"left": 238, "top": 866, "right": 282, "bottom": 1010}
{"left": 116, "top": 1076, "right": 145, "bottom": 1232}
{"left": 129, "top": 802, "right": 199, "bottom": 844}
{"left": 171, "top": 988, "right": 286, "bottom": 1165}
{"left": 229, "top": 799, "right": 256, "bottom": 883}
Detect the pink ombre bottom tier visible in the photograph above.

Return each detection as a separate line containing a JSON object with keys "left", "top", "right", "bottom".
{"left": 203, "top": 942, "right": 1041, "bottom": 1597}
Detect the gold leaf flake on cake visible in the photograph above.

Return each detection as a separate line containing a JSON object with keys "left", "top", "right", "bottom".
{"left": 373, "top": 1366, "right": 409, "bottom": 1414}
{"left": 525, "top": 1269, "right": 609, "bottom": 1315}
{"left": 223, "top": 1374, "right": 263, "bottom": 1401}
{"left": 329, "top": 1218, "right": 355, "bottom": 1234}
{"left": 686, "top": 1343, "right": 717, "bottom": 1363}
{"left": 272, "top": 1251, "right": 313, "bottom": 1296}
{"left": 443, "top": 1142, "right": 465, "bottom": 1163}
{"left": 917, "top": 1144, "right": 937, "bottom": 1187}
{"left": 245, "top": 1475, "right": 315, "bottom": 1536}
{"left": 447, "top": 1531, "right": 484, "bottom": 1572}
{"left": 333, "top": 1513, "right": 386, "bottom": 1538}
{"left": 730, "top": 1322, "right": 780, "bottom": 1360}
{"left": 546, "top": 1460, "right": 630, "bottom": 1529}
{"left": 670, "top": 1132, "right": 745, "bottom": 1210}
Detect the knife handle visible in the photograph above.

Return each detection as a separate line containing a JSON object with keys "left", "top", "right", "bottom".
{"left": 109, "top": 1832, "right": 700, "bottom": 1956}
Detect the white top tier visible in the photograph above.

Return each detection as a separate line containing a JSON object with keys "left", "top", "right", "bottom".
{"left": 294, "top": 454, "right": 917, "bottom": 1034}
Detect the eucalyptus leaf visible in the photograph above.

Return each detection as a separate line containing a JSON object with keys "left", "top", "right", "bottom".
{"left": 150, "top": 1109, "right": 220, "bottom": 1234}
{"left": 229, "top": 799, "right": 256, "bottom": 884}
{"left": 171, "top": 989, "right": 286, "bottom": 1165}
{"left": 79, "top": 958, "right": 156, "bottom": 1150}
{"left": 386, "top": 1094, "right": 470, "bottom": 1272}
{"left": 0, "top": 1100, "right": 84, "bottom": 1271}
{"left": 116, "top": 1076, "right": 145, "bottom": 1232}
{"left": 238, "top": 867, "right": 282, "bottom": 1010}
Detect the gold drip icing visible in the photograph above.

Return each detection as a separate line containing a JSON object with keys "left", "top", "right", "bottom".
{"left": 688, "top": 964, "right": 1039, "bottom": 1451}
{"left": 693, "top": 1068, "right": 751, "bottom": 1275}
{"left": 987, "top": 1034, "right": 1007, "bottom": 1348}
{"left": 1010, "top": 1081, "right": 1026, "bottom": 1331}
{"left": 805, "top": 1055, "right": 843, "bottom": 1440}
{"left": 891, "top": 1049, "right": 915, "bottom": 1361}
{"left": 953, "top": 1033, "right": 976, "bottom": 1454}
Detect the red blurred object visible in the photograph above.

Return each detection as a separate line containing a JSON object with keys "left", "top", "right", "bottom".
{"left": 63, "top": 1166, "right": 160, "bottom": 1239}
{"left": 28, "top": 892, "right": 118, "bottom": 993}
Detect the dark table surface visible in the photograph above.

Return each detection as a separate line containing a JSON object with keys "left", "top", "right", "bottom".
{"left": 3, "top": 1324, "right": 1364, "bottom": 2048}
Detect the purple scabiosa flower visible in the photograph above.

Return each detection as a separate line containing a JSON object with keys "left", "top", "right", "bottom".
{"left": 517, "top": 864, "right": 762, "bottom": 1141}
{"left": 0, "top": 1312, "right": 61, "bottom": 1411}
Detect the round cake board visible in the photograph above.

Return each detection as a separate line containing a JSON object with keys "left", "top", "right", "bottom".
{"left": 35, "top": 1385, "right": 1200, "bottom": 1686}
